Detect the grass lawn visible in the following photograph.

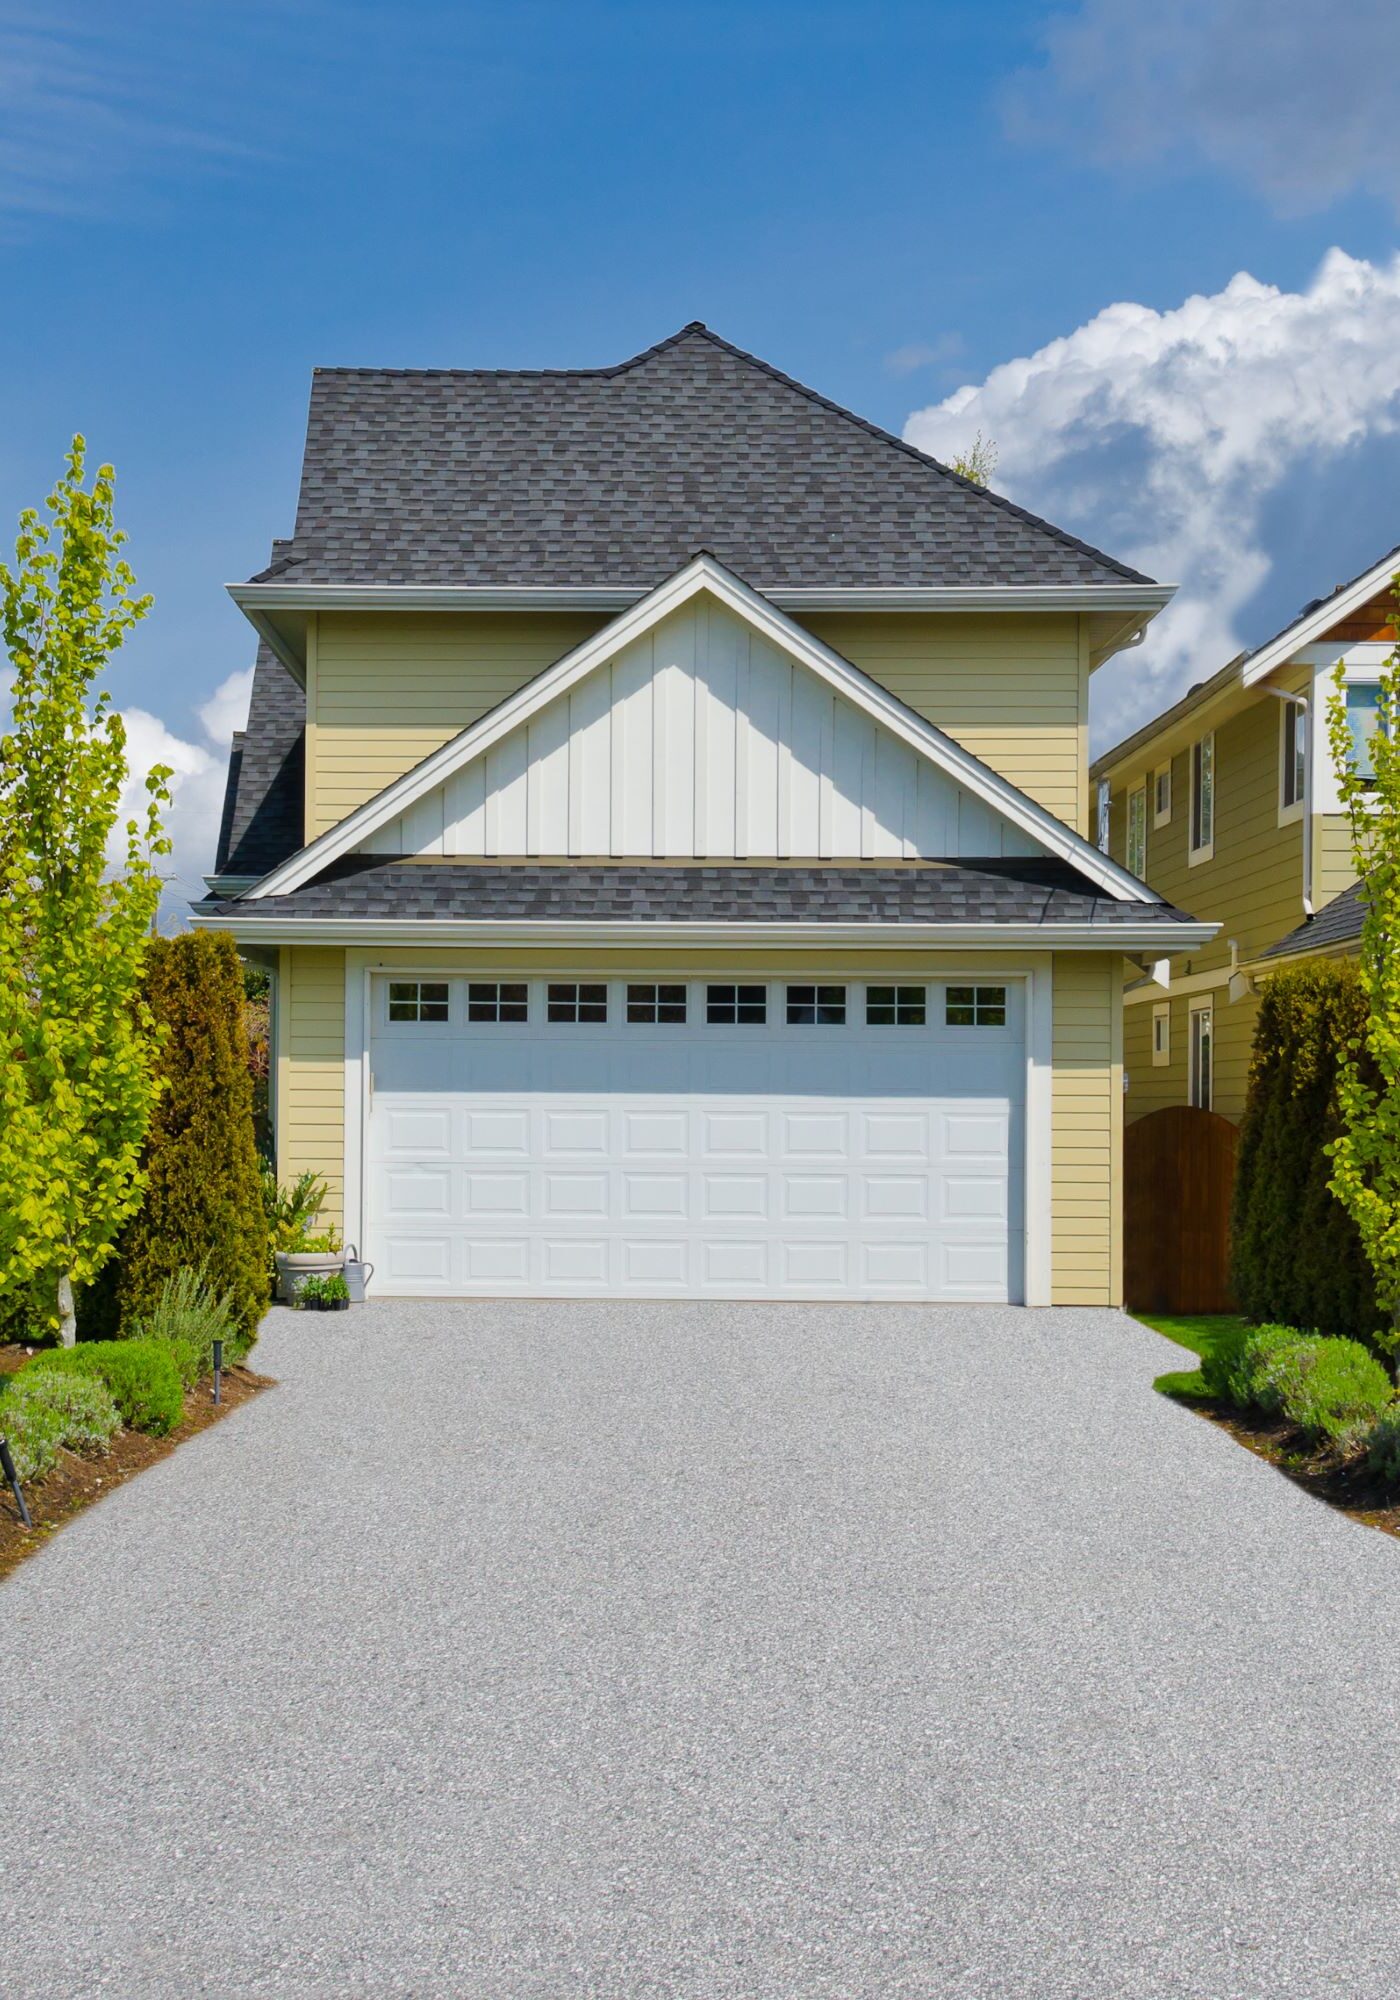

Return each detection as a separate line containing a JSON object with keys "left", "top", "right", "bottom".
{"left": 1134, "top": 1313, "right": 1250, "bottom": 1399}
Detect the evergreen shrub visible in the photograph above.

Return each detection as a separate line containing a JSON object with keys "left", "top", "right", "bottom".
{"left": 1231, "top": 962, "right": 1382, "bottom": 1342}
{"left": 110, "top": 933, "right": 268, "bottom": 1350}
{"left": 35, "top": 1338, "right": 184, "bottom": 1436}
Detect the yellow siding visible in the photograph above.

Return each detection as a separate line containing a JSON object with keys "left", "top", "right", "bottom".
{"left": 1123, "top": 986, "right": 1259, "bottom": 1127}
{"left": 1108, "top": 677, "right": 1309, "bottom": 981}
{"left": 308, "top": 611, "right": 611, "bottom": 837}
{"left": 802, "top": 611, "right": 1088, "bottom": 831}
{"left": 276, "top": 947, "right": 345, "bottom": 1231}
{"left": 1051, "top": 953, "right": 1121, "bottom": 1306}
{"left": 1315, "top": 815, "right": 1358, "bottom": 906}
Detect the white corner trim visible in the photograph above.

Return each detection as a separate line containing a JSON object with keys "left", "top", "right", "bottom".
{"left": 245, "top": 554, "right": 1157, "bottom": 905}
{"left": 1023, "top": 964, "right": 1054, "bottom": 1307}
{"left": 1241, "top": 551, "right": 1400, "bottom": 686}
{"left": 343, "top": 954, "right": 369, "bottom": 1260}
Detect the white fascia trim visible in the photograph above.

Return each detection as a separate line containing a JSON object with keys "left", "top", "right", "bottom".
{"left": 194, "top": 915, "right": 1218, "bottom": 951}
{"left": 244, "top": 554, "right": 1157, "bottom": 905}
{"left": 229, "top": 579, "right": 1175, "bottom": 617}
{"left": 1241, "top": 552, "right": 1400, "bottom": 686}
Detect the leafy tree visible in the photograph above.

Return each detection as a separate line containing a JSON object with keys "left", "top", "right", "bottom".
{"left": 949, "top": 431, "right": 998, "bottom": 486}
{"left": 1326, "top": 577, "right": 1400, "bottom": 1361}
{"left": 0, "top": 440, "right": 169, "bottom": 1344}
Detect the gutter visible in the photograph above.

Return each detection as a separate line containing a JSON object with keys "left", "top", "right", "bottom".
{"left": 229, "top": 580, "right": 1177, "bottom": 617}
{"left": 190, "top": 913, "right": 1220, "bottom": 952}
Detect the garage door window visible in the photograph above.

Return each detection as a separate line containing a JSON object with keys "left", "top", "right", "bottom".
{"left": 945, "top": 985, "right": 1007, "bottom": 1027}
{"left": 547, "top": 982, "right": 608, "bottom": 1024}
{"left": 707, "top": 983, "right": 767, "bottom": 1025}
{"left": 627, "top": 983, "right": 687, "bottom": 1024}
{"left": 867, "top": 985, "right": 925, "bottom": 1026}
{"left": 388, "top": 981, "right": 449, "bottom": 1023}
{"left": 786, "top": 984, "right": 846, "bottom": 1025}
{"left": 467, "top": 982, "right": 528, "bottom": 1023}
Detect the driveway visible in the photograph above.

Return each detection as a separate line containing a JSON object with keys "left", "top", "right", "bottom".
{"left": 4, "top": 1303, "right": 1400, "bottom": 1999}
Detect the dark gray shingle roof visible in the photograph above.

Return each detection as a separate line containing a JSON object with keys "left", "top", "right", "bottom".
{"left": 213, "top": 642, "right": 305, "bottom": 877}
{"left": 197, "top": 857, "right": 1194, "bottom": 927}
{"left": 251, "top": 324, "right": 1152, "bottom": 592}
{"left": 1263, "top": 879, "right": 1365, "bottom": 961}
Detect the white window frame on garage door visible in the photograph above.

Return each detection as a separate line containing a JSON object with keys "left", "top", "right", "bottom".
{"left": 341, "top": 953, "right": 1055, "bottom": 1305}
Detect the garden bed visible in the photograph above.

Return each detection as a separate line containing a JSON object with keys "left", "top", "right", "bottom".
{"left": 0, "top": 1349, "right": 273, "bottom": 1580}
{"left": 1138, "top": 1314, "right": 1400, "bottom": 1542}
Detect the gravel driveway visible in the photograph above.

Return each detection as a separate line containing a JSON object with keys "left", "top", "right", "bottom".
{"left": 5, "top": 1301, "right": 1400, "bottom": 1998}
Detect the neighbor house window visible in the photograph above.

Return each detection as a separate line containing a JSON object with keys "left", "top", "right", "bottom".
{"left": 706, "top": 984, "right": 766, "bottom": 1025}
{"left": 946, "top": 985, "right": 1007, "bottom": 1027}
{"left": 388, "top": 981, "right": 449, "bottom": 1024}
{"left": 1345, "top": 683, "right": 1386, "bottom": 786}
{"left": 1153, "top": 762, "right": 1172, "bottom": 827}
{"left": 1190, "top": 733, "right": 1214, "bottom": 860}
{"left": 866, "top": 985, "right": 926, "bottom": 1026}
{"left": 1126, "top": 784, "right": 1147, "bottom": 878}
{"left": 1096, "top": 778, "right": 1111, "bottom": 854}
{"left": 786, "top": 984, "right": 846, "bottom": 1025}
{"left": 1280, "top": 698, "right": 1307, "bottom": 813}
{"left": 1189, "top": 1001, "right": 1213, "bottom": 1111}
{"left": 1152, "top": 1002, "right": 1170, "bottom": 1068}
{"left": 547, "top": 982, "right": 607, "bottom": 1024}
{"left": 627, "top": 983, "right": 686, "bottom": 1024}
{"left": 467, "top": 982, "right": 528, "bottom": 1023}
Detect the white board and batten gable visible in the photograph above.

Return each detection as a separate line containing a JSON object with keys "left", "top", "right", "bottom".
{"left": 365, "top": 596, "right": 1045, "bottom": 863}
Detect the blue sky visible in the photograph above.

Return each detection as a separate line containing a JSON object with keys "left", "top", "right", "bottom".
{"left": 4, "top": 0, "right": 1400, "bottom": 903}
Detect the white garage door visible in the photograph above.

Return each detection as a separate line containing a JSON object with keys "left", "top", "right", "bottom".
{"left": 365, "top": 975, "right": 1024, "bottom": 1301}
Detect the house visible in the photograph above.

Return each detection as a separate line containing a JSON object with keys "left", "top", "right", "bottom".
{"left": 195, "top": 323, "right": 1208, "bottom": 1306}
{"left": 1091, "top": 545, "right": 1398, "bottom": 1126}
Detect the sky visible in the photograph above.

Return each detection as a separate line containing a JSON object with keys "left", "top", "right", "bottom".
{"left": 3, "top": 0, "right": 1400, "bottom": 913}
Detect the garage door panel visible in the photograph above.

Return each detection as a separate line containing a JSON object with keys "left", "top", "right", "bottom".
{"left": 366, "top": 976, "right": 1024, "bottom": 1301}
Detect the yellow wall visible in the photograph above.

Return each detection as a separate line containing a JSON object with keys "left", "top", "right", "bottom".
{"left": 1051, "top": 952, "right": 1121, "bottom": 1306}
{"left": 305, "top": 607, "right": 1091, "bottom": 841}
{"left": 1122, "top": 985, "right": 1260, "bottom": 1127}
{"left": 276, "top": 946, "right": 346, "bottom": 1232}
{"left": 804, "top": 611, "right": 1088, "bottom": 832}
{"left": 273, "top": 944, "right": 1122, "bottom": 1307}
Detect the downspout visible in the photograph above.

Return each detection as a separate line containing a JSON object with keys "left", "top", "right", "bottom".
{"left": 1259, "top": 685, "right": 1315, "bottom": 920}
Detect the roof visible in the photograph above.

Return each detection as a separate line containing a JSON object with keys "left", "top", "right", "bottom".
{"left": 213, "top": 642, "right": 305, "bottom": 877}
{"left": 250, "top": 323, "right": 1152, "bottom": 593}
{"left": 1262, "top": 879, "right": 1366, "bottom": 962}
{"left": 197, "top": 855, "right": 1198, "bottom": 929}
{"left": 1094, "top": 539, "right": 1400, "bottom": 779}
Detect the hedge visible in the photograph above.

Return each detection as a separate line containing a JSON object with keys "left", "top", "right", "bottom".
{"left": 100, "top": 933, "right": 268, "bottom": 1347}
{"left": 1230, "top": 961, "right": 1381, "bottom": 1343}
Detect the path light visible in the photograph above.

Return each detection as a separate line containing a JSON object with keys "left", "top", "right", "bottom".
{"left": 212, "top": 1339, "right": 224, "bottom": 1406}
{"left": 0, "top": 1436, "right": 32, "bottom": 1529}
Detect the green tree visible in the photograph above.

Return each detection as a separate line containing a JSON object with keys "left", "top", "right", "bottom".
{"left": 113, "top": 932, "right": 270, "bottom": 1351}
{"left": 949, "top": 431, "right": 998, "bottom": 486}
{"left": 1326, "top": 576, "right": 1400, "bottom": 1360}
{"left": 0, "top": 439, "right": 169, "bottom": 1344}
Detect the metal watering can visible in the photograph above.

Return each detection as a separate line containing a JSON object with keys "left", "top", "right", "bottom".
{"left": 341, "top": 1247, "right": 375, "bottom": 1304}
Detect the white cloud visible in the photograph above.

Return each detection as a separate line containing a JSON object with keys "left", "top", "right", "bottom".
{"left": 904, "top": 249, "right": 1400, "bottom": 748}
{"left": 117, "top": 664, "right": 255, "bottom": 924}
{"left": 1004, "top": 0, "right": 1400, "bottom": 214}
{"left": 883, "top": 335, "right": 963, "bottom": 378}
{"left": 196, "top": 664, "right": 254, "bottom": 750}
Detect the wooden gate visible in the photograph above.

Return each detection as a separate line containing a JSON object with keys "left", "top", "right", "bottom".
{"left": 1124, "top": 1105, "right": 1238, "bottom": 1314}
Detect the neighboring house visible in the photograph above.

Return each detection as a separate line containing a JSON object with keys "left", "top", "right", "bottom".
{"left": 1092, "top": 546, "right": 1398, "bottom": 1125}
{"left": 195, "top": 323, "right": 1207, "bottom": 1306}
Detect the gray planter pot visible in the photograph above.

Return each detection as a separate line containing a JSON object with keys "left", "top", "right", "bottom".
{"left": 275, "top": 1251, "right": 344, "bottom": 1305}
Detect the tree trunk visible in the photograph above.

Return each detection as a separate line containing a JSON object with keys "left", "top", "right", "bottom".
{"left": 57, "top": 1272, "right": 76, "bottom": 1347}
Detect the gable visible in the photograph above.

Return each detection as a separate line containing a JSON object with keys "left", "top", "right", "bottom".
{"left": 364, "top": 595, "right": 1046, "bottom": 863}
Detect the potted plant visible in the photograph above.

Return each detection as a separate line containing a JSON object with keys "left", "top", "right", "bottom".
{"left": 264, "top": 1167, "right": 345, "bottom": 1302}
{"left": 294, "top": 1272, "right": 350, "bottom": 1313}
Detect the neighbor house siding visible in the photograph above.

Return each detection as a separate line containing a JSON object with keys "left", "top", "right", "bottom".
{"left": 1050, "top": 952, "right": 1121, "bottom": 1306}
{"left": 803, "top": 611, "right": 1088, "bottom": 832}
{"left": 1122, "top": 985, "right": 1259, "bottom": 1127}
{"left": 276, "top": 947, "right": 346, "bottom": 1232}
{"left": 307, "top": 611, "right": 611, "bottom": 837}
{"left": 1315, "top": 815, "right": 1357, "bottom": 906}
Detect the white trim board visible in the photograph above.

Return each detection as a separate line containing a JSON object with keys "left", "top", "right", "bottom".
{"left": 247, "top": 554, "right": 1157, "bottom": 905}
{"left": 231, "top": 579, "right": 1175, "bottom": 616}
{"left": 1242, "top": 549, "right": 1400, "bottom": 686}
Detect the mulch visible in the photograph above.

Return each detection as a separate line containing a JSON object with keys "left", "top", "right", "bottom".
{"left": 1184, "top": 1399, "right": 1400, "bottom": 1540}
{"left": 0, "top": 1350, "right": 274, "bottom": 1581}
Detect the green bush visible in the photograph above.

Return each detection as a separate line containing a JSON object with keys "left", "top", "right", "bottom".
{"left": 34, "top": 1338, "right": 185, "bottom": 1437}
{"left": 1203, "top": 1322, "right": 1306, "bottom": 1409}
{"left": 1365, "top": 1406, "right": 1400, "bottom": 1489}
{"left": 0, "top": 1368, "right": 121, "bottom": 1483}
{"left": 1231, "top": 963, "right": 1382, "bottom": 1343}
{"left": 106, "top": 933, "right": 269, "bottom": 1353}
{"left": 129, "top": 1265, "right": 238, "bottom": 1388}
{"left": 1278, "top": 1337, "right": 1394, "bottom": 1447}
